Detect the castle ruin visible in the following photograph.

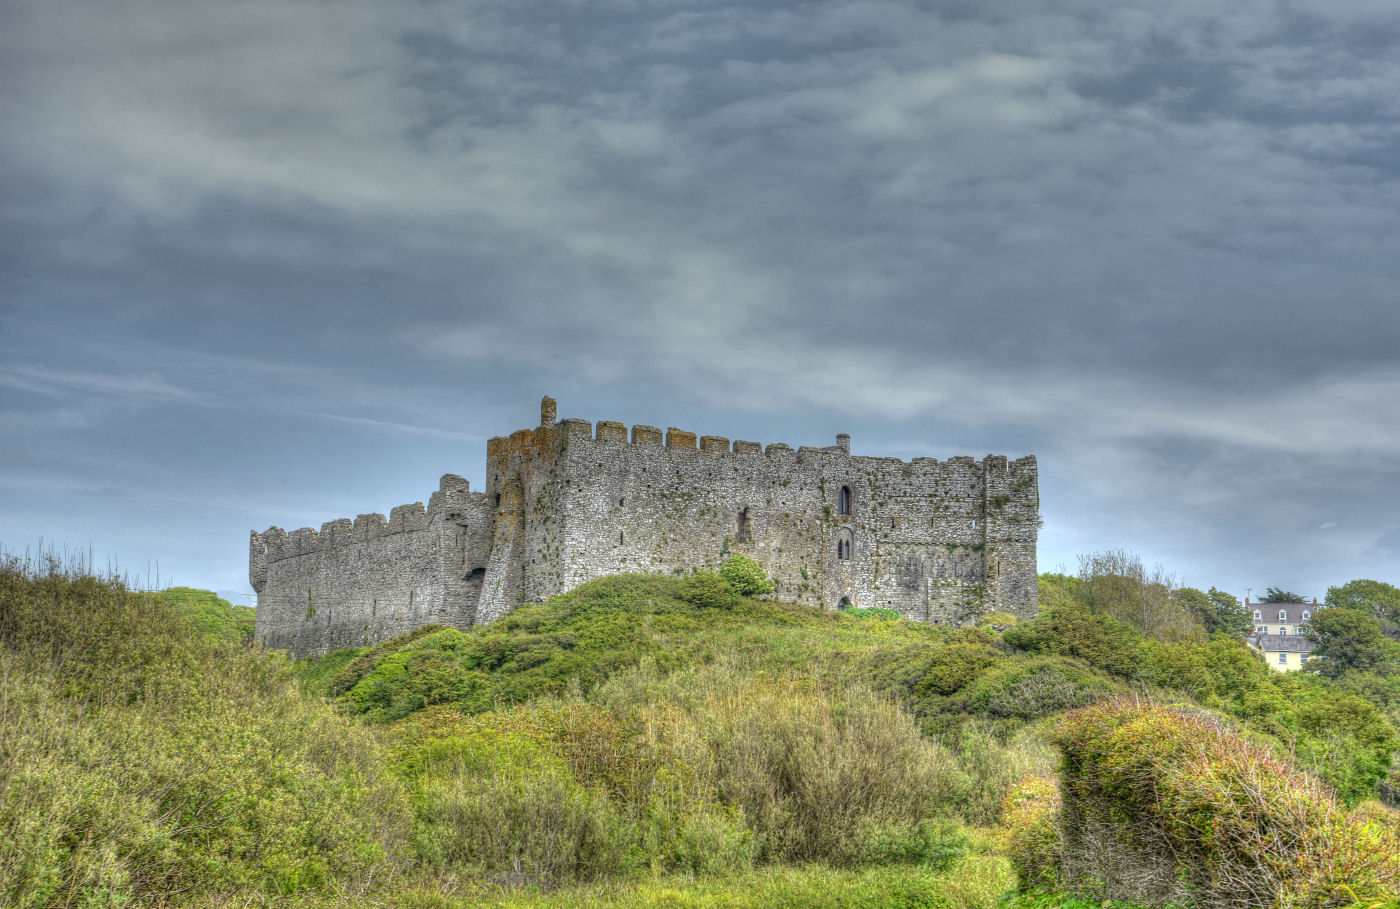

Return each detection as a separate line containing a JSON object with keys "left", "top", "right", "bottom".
{"left": 250, "top": 397, "right": 1040, "bottom": 656}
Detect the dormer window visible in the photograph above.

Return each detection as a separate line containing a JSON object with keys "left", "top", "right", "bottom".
{"left": 1302, "top": 611, "right": 1310, "bottom": 622}
{"left": 1253, "top": 610, "right": 1262, "bottom": 621}
{"left": 1279, "top": 610, "right": 1287, "bottom": 622}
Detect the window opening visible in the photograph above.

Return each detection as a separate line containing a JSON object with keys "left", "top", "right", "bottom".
{"left": 838, "top": 485, "right": 851, "bottom": 515}
{"left": 736, "top": 507, "right": 751, "bottom": 543}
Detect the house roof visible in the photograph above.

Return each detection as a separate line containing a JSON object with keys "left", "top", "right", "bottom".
{"left": 1251, "top": 633, "right": 1314, "bottom": 653}
{"left": 1249, "top": 603, "right": 1315, "bottom": 623}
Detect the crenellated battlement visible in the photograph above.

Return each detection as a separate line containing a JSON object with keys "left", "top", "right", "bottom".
{"left": 251, "top": 474, "right": 485, "bottom": 570}
{"left": 253, "top": 395, "right": 1039, "bottom": 656}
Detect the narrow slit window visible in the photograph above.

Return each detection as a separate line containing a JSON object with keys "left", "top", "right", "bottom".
{"left": 838, "top": 485, "right": 851, "bottom": 515}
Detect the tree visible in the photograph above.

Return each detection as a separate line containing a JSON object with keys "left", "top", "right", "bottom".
{"left": 1325, "top": 579, "right": 1400, "bottom": 640}
{"left": 1304, "top": 608, "right": 1400, "bottom": 680}
{"left": 1077, "top": 550, "right": 1202, "bottom": 642}
{"left": 719, "top": 554, "right": 774, "bottom": 596}
{"left": 1260, "top": 587, "right": 1306, "bottom": 603}
{"left": 1170, "top": 586, "right": 1251, "bottom": 638}
{"left": 1208, "top": 587, "right": 1252, "bottom": 637}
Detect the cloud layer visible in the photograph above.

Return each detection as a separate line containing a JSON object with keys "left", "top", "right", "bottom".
{"left": 3, "top": 0, "right": 1398, "bottom": 596}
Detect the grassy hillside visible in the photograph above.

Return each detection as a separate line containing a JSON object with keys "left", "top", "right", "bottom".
{"left": 156, "top": 585, "right": 255, "bottom": 646}
{"left": 5, "top": 558, "right": 1397, "bottom": 908}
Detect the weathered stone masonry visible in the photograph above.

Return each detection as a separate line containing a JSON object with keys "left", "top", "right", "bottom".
{"left": 251, "top": 397, "right": 1039, "bottom": 656}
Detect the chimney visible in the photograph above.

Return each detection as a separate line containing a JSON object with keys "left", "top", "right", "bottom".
{"left": 836, "top": 433, "right": 850, "bottom": 454}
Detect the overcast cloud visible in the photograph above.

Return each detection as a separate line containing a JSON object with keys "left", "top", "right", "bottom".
{"left": 2, "top": 0, "right": 1398, "bottom": 602}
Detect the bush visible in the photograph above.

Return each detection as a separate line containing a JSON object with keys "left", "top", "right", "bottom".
{"left": 1052, "top": 698, "right": 1400, "bottom": 907}
{"left": 1000, "top": 775, "right": 1062, "bottom": 889}
{"left": 681, "top": 571, "right": 740, "bottom": 610}
{"left": 962, "top": 656, "right": 1117, "bottom": 720}
{"left": 849, "top": 817, "right": 968, "bottom": 870}
{"left": 0, "top": 558, "right": 411, "bottom": 906}
{"left": 603, "top": 663, "right": 970, "bottom": 865}
{"left": 720, "top": 555, "right": 774, "bottom": 597}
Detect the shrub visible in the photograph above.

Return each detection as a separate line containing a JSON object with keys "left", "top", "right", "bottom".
{"left": 962, "top": 656, "right": 1117, "bottom": 720}
{"left": 653, "top": 667, "right": 967, "bottom": 864}
{"left": 681, "top": 571, "right": 740, "bottom": 610}
{"left": 950, "top": 722, "right": 1058, "bottom": 826}
{"left": 849, "top": 817, "right": 968, "bottom": 870}
{"left": 0, "top": 559, "right": 411, "bottom": 906}
{"left": 1052, "top": 698, "right": 1400, "bottom": 907}
{"left": 1000, "top": 775, "right": 1062, "bottom": 889}
{"left": 720, "top": 555, "right": 774, "bottom": 597}
{"left": 1003, "top": 600, "right": 1143, "bottom": 676}
{"left": 391, "top": 702, "right": 758, "bottom": 883}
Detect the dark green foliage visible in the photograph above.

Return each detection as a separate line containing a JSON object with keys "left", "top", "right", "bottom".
{"left": 681, "top": 570, "right": 740, "bottom": 610}
{"left": 1327, "top": 579, "right": 1400, "bottom": 639}
{"left": 1262, "top": 586, "right": 1306, "bottom": 603}
{"left": 1003, "top": 599, "right": 1143, "bottom": 676}
{"left": 1208, "top": 586, "right": 1252, "bottom": 637}
{"left": 1171, "top": 585, "right": 1250, "bottom": 638}
{"left": 960, "top": 656, "right": 1116, "bottom": 720}
{"left": 719, "top": 554, "right": 775, "bottom": 596}
{"left": 1306, "top": 608, "right": 1400, "bottom": 679}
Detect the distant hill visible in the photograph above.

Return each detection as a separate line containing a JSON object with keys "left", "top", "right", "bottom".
{"left": 156, "top": 585, "right": 254, "bottom": 645}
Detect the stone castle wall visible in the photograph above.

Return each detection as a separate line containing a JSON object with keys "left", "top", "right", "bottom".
{"left": 252, "top": 398, "right": 1039, "bottom": 656}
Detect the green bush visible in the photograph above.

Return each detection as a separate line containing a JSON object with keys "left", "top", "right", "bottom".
{"left": 596, "top": 662, "right": 971, "bottom": 866}
{"left": 1000, "top": 775, "right": 1062, "bottom": 890}
{"left": 720, "top": 555, "right": 774, "bottom": 597}
{"left": 1052, "top": 698, "right": 1400, "bottom": 907}
{"left": 961, "top": 656, "right": 1117, "bottom": 720}
{"left": 0, "top": 558, "right": 412, "bottom": 906}
{"left": 680, "top": 571, "right": 740, "bottom": 610}
{"left": 849, "top": 818, "right": 968, "bottom": 870}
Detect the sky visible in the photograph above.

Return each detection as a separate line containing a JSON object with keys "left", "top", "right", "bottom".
{"left": 3, "top": 0, "right": 1399, "bottom": 606}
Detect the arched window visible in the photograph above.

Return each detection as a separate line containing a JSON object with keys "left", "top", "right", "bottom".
{"left": 838, "top": 485, "right": 850, "bottom": 515}
{"left": 836, "top": 537, "right": 852, "bottom": 560}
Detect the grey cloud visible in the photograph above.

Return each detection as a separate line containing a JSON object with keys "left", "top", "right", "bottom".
{"left": 2, "top": 0, "right": 1398, "bottom": 595}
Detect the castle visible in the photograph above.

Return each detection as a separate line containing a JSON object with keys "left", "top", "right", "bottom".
{"left": 250, "top": 397, "right": 1040, "bottom": 656}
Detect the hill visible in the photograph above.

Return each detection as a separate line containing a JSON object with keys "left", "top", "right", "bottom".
{"left": 3, "top": 557, "right": 1398, "bottom": 908}
{"left": 155, "top": 585, "right": 255, "bottom": 646}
